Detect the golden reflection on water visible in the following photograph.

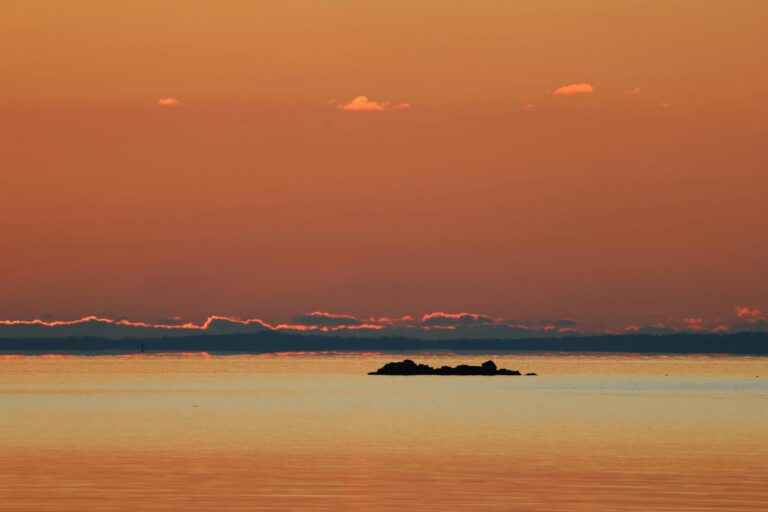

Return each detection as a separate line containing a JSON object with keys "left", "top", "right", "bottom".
{"left": 1, "top": 353, "right": 767, "bottom": 511}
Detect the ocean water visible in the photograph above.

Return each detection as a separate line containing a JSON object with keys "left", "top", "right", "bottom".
{"left": 0, "top": 353, "right": 766, "bottom": 511}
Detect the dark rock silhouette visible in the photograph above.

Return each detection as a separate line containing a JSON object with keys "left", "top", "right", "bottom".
{"left": 368, "top": 359, "right": 529, "bottom": 376}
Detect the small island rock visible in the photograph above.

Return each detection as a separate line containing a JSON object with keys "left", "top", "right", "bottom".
{"left": 369, "top": 359, "right": 532, "bottom": 376}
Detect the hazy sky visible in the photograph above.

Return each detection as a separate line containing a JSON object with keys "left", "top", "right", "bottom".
{"left": 1, "top": 1, "right": 766, "bottom": 329}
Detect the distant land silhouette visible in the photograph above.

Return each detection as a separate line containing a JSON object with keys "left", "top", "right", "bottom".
{"left": 369, "top": 359, "right": 533, "bottom": 376}
{"left": 1, "top": 331, "right": 767, "bottom": 355}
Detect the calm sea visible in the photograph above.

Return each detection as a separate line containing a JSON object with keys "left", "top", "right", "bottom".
{"left": 1, "top": 353, "right": 766, "bottom": 511}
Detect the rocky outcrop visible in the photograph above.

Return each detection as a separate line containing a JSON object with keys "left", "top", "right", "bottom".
{"left": 368, "top": 359, "right": 531, "bottom": 376}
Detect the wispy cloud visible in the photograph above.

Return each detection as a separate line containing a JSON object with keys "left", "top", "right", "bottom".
{"left": 553, "top": 83, "right": 594, "bottom": 96}
{"left": 420, "top": 312, "right": 496, "bottom": 327}
{"left": 735, "top": 306, "right": 763, "bottom": 319}
{"left": 338, "top": 96, "right": 411, "bottom": 112}
{"left": 682, "top": 317, "right": 707, "bottom": 331}
{"left": 156, "top": 98, "right": 181, "bottom": 107}
{"left": 540, "top": 319, "right": 577, "bottom": 328}
{"left": 293, "top": 311, "right": 361, "bottom": 327}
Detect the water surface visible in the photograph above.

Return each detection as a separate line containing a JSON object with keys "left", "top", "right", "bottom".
{"left": 1, "top": 353, "right": 766, "bottom": 511}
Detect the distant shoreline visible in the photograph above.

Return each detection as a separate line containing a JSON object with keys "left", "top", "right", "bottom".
{"left": 0, "top": 332, "right": 766, "bottom": 356}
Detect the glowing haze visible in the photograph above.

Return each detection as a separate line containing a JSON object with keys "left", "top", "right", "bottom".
{"left": 1, "top": 1, "right": 766, "bottom": 334}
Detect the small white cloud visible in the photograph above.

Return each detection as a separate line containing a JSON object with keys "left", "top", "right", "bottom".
{"left": 553, "top": 83, "right": 594, "bottom": 96}
{"left": 339, "top": 96, "right": 410, "bottom": 112}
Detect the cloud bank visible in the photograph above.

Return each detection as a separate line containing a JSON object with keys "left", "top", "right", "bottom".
{"left": 1, "top": 306, "right": 764, "bottom": 340}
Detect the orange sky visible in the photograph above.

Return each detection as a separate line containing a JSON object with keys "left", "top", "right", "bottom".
{"left": 1, "top": 1, "right": 766, "bottom": 329}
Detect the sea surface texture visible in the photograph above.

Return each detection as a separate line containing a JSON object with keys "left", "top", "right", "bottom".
{"left": 1, "top": 353, "right": 766, "bottom": 511}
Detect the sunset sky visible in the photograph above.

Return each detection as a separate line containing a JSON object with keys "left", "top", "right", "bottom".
{"left": 1, "top": 1, "right": 766, "bottom": 333}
